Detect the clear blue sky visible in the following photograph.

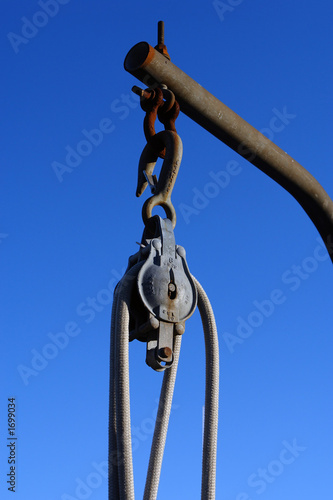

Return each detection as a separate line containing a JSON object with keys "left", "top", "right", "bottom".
{"left": 1, "top": 1, "right": 333, "bottom": 499}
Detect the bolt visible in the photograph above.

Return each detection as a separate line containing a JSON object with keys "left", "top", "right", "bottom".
{"left": 168, "top": 283, "right": 176, "bottom": 293}
{"left": 152, "top": 239, "right": 162, "bottom": 251}
{"left": 159, "top": 346, "right": 172, "bottom": 359}
{"left": 158, "top": 20, "right": 165, "bottom": 46}
{"left": 131, "top": 85, "right": 153, "bottom": 100}
{"left": 176, "top": 246, "right": 186, "bottom": 258}
{"left": 175, "top": 323, "right": 185, "bottom": 335}
{"left": 149, "top": 317, "right": 160, "bottom": 330}
{"left": 154, "top": 20, "right": 171, "bottom": 60}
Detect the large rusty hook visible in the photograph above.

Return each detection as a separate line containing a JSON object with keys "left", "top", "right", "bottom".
{"left": 136, "top": 130, "right": 183, "bottom": 228}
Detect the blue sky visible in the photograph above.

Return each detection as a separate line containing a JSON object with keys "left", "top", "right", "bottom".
{"left": 1, "top": 1, "right": 333, "bottom": 499}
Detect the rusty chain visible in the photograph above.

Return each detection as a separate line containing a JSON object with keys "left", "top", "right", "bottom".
{"left": 132, "top": 85, "right": 180, "bottom": 159}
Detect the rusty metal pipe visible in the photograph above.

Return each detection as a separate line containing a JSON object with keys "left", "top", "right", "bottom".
{"left": 124, "top": 42, "right": 333, "bottom": 262}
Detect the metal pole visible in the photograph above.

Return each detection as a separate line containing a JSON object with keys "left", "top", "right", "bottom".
{"left": 124, "top": 42, "right": 333, "bottom": 262}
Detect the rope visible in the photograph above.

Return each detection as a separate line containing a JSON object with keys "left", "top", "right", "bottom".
{"left": 109, "top": 264, "right": 143, "bottom": 500}
{"left": 194, "top": 277, "right": 220, "bottom": 500}
{"left": 143, "top": 334, "right": 182, "bottom": 500}
{"left": 115, "top": 282, "right": 135, "bottom": 499}
{"left": 109, "top": 268, "right": 219, "bottom": 500}
{"left": 109, "top": 286, "right": 120, "bottom": 499}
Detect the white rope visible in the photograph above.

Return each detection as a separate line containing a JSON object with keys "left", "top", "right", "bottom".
{"left": 143, "top": 334, "right": 182, "bottom": 500}
{"left": 115, "top": 281, "right": 135, "bottom": 499}
{"left": 194, "top": 277, "right": 219, "bottom": 500}
{"left": 109, "top": 265, "right": 142, "bottom": 500}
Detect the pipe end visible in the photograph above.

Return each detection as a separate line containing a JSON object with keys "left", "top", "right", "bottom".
{"left": 124, "top": 42, "right": 154, "bottom": 73}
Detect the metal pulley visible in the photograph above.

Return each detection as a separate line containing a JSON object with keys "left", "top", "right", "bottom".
{"left": 138, "top": 218, "right": 196, "bottom": 323}
{"left": 133, "top": 216, "right": 197, "bottom": 371}
{"left": 128, "top": 216, "right": 197, "bottom": 371}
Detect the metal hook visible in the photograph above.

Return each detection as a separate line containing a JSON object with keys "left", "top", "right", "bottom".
{"left": 136, "top": 130, "right": 183, "bottom": 228}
